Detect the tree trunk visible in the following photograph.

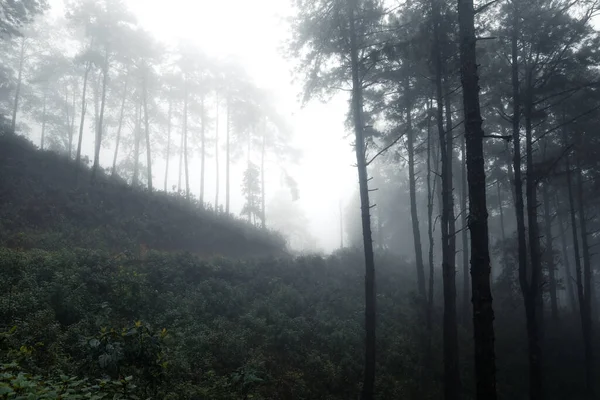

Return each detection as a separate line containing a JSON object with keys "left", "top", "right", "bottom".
{"left": 164, "top": 98, "right": 172, "bottom": 191}
{"left": 405, "top": 78, "right": 426, "bottom": 298}
{"left": 497, "top": 181, "right": 507, "bottom": 281}
{"left": 75, "top": 61, "right": 92, "bottom": 170}
{"left": 226, "top": 98, "right": 231, "bottom": 214}
{"left": 565, "top": 151, "right": 590, "bottom": 395}
{"left": 178, "top": 120, "right": 184, "bottom": 193}
{"left": 261, "top": 126, "right": 266, "bottom": 228}
{"left": 143, "top": 76, "right": 152, "bottom": 192}
{"left": 200, "top": 95, "right": 206, "bottom": 205}
{"left": 556, "top": 195, "right": 576, "bottom": 314}
{"left": 112, "top": 76, "right": 128, "bottom": 176}
{"left": 132, "top": 101, "right": 141, "bottom": 187}
{"left": 426, "top": 96, "right": 436, "bottom": 365}
{"left": 92, "top": 48, "right": 110, "bottom": 182}
{"left": 461, "top": 133, "right": 470, "bottom": 321}
{"left": 542, "top": 182, "right": 558, "bottom": 321}
{"left": 215, "top": 91, "right": 220, "bottom": 209}
{"left": 348, "top": 2, "right": 376, "bottom": 398}
{"left": 183, "top": 86, "right": 190, "bottom": 201}
{"left": 11, "top": 37, "right": 26, "bottom": 133}
{"left": 68, "top": 86, "right": 76, "bottom": 158}
{"left": 524, "top": 78, "right": 543, "bottom": 400}
{"left": 458, "top": 0, "right": 498, "bottom": 398}
{"left": 40, "top": 89, "right": 47, "bottom": 150}
{"left": 432, "top": 0, "right": 459, "bottom": 396}
{"left": 575, "top": 152, "right": 594, "bottom": 396}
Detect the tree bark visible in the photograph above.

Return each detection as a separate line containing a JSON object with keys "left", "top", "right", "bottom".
{"left": 432, "top": 0, "right": 459, "bottom": 397}
{"left": 575, "top": 152, "right": 594, "bottom": 396}
{"left": 200, "top": 94, "right": 206, "bottom": 205}
{"left": 565, "top": 151, "right": 591, "bottom": 396}
{"left": 11, "top": 37, "right": 26, "bottom": 133}
{"left": 461, "top": 133, "right": 470, "bottom": 321}
{"left": 458, "top": 0, "right": 498, "bottom": 398}
{"left": 542, "top": 182, "right": 558, "bottom": 321}
{"left": 75, "top": 61, "right": 92, "bottom": 171}
{"left": 39, "top": 89, "right": 47, "bottom": 150}
{"left": 405, "top": 78, "right": 426, "bottom": 298}
{"left": 215, "top": 91, "right": 220, "bottom": 209}
{"left": 348, "top": 2, "right": 376, "bottom": 398}
{"left": 497, "top": 181, "right": 507, "bottom": 281}
{"left": 226, "top": 98, "right": 231, "bottom": 214}
{"left": 183, "top": 85, "right": 190, "bottom": 201}
{"left": 164, "top": 98, "right": 172, "bottom": 191}
{"left": 112, "top": 76, "right": 128, "bottom": 176}
{"left": 143, "top": 76, "right": 152, "bottom": 192}
{"left": 556, "top": 195, "right": 576, "bottom": 314}
{"left": 92, "top": 48, "right": 110, "bottom": 182}
{"left": 132, "top": 101, "right": 141, "bottom": 187}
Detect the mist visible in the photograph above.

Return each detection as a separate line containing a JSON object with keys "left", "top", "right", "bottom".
{"left": 1, "top": 0, "right": 600, "bottom": 399}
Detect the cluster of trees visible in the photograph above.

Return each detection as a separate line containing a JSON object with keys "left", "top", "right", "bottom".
{"left": 292, "top": 0, "right": 600, "bottom": 398}
{"left": 0, "top": 0, "right": 298, "bottom": 230}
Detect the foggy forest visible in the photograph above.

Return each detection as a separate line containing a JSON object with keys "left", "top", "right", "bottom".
{"left": 1, "top": 0, "right": 600, "bottom": 399}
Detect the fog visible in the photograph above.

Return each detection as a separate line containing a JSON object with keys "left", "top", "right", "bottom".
{"left": 2, "top": 0, "right": 600, "bottom": 398}
{"left": 44, "top": 0, "right": 358, "bottom": 253}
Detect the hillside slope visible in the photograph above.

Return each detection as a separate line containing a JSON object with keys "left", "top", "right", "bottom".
{"left": 0, "top": 132, "right": 286, "bottom": 257}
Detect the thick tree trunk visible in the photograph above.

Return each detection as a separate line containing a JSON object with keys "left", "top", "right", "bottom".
{"left": 112, "top": 77, "right": 128, "bottom": 176}
{"left": 426, "top": 96, "right": 436, "bottom": 365}
{"left": 556, "top": 195, "right": 577, "bottom": 314}
{"left": 461, "top": 135, "right": 470, "bottom": 321}
{"left": 575, "top": 153, "right": 594, "bottom": 396}
{"left": 566, "top": 152, "right": 591, "bottom": 395}
{"left": 348, "top": 2, "right": 376, "bottom": 398}
{"left": 226, "top": 98, "right": 231, "bottom": 214}
{"left": 11, "top": 37, "right": 26, "bottom": 133}
{"left": 92, "top": 49, "right": 109, "bottom": 182}
{"left": 524, "top": 80, "right": 543, "bottom": 400}
{"left": 432, "top": 0, "right": 459, "bottom": 397}
{"left": 405, "top": 79, "right": 426, "bottom": 298}
{"left": 458, "top": 0, "right": 498, "bottom": 398}
{"left": 143, "top": 77, "right": 152, "bottom": 192}
{"left": 75, "top": 62, "right": 92, "bottom": 170}
{"left": 542, "top": 182, "right": 558, "bottom": 321}
{"left": 215, "top": 92, "right": 220, "bottom": 209}
{"left": 164, "top": 98, "right": 172, "bottom": 191}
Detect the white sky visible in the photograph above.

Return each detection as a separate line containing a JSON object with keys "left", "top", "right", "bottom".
{"left": 49, "top": 0, "right": 359, "bottom": 252}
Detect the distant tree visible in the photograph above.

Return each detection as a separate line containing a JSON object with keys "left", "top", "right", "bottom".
{"left": 0, "top": 0, "right": 48, "bottom": 38}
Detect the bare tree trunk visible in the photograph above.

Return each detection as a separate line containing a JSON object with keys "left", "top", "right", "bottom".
{"left": 458, "top": 0, "right": 498, "bottom": 397}
{"left": 200, "top": 94, "right": 206, "bottom": 206}
{"left": 565, "top": 151, "right": 590, "bottom": 395}
{"left": 348, "top": 2, "right": 376, "bottom": 398}
{"left": 143, "top": 76, "right": 152, "bottom": 192}
{"left": 183, "top": 86, "right": 190, "bottom": 201}
{"left": 11, "top": 37, "right": 26, "bottom": 133}
{"left": 132, "top": 101, "right": 141, "bottom": 187}
{"left": 75, "top": 61, "right": 92, "bottom": 171}
{"left": 542, "top": 182, "right": 558, "bottom": 321}
{"left": 178, "top": 122, "right": 184, "bottom": 193}
{"left": 112, "top": 76, "right": 128, "bottom": 176}
{"left": 405, "top": 78, "right": 426, "bottom": 298}
{"left": 497, "top": 181, "right": 507, "bottom": 281}
{"left": 461, "top": 134, "right": 470, "bottom": 322}
{"left": 556, "top": 195, "right": 576, "bottom": 314}
{"left": 92, "top": 48, "right": 110, "bottom": 182}
{"left": 575, "top": 151, "right": 594, "bottom": 396}
{"left": 164, "top": 98, "right": 172, "bottom": 191}
{"left": 226, "top": 98, "right": 231, "bottom": 214}
{"left": 524, "top": 79, "right": 543, "bottom": 400}
{"left": 68, "top": 86, "right": 76, "bottom": 158}
{"left": 261, "top": 127, "right": 266, "bottom": 228}
{"left": 215, "top": 92, "right": 220, "bottom": 209}
{"left": 40, "top": 89, "right": 47, "bottom": 150}
{"left": 426, "top": 96, "right": 436, "bottom": 365}
{"left": 432, "top": 0, "right": 459, "bottom": 396}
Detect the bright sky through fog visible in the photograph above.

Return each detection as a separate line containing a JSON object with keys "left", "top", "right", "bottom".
{"left": 51, "top": 0, "right": 358, "bottom": 252}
